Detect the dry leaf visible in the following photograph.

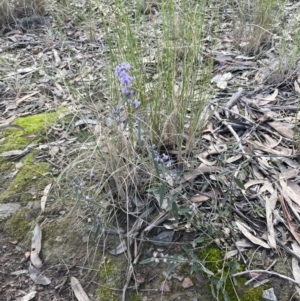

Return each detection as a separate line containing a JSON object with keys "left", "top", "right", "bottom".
{"left": 31, "top": 224, "right": 42, "bottom": 268}
{"left": 267, "top": 122, "right": 294, "bottom": 139}
{"left": 41, "top": 183, "right": 52, "bottom": 212}
{"left": 292, "top": 258, "right": 300, "bottom": 296}
{"left": 295, "top": 80, "right": 300, "bottom": 94}
{"left": 180, "top": 164, "right": 225, "bottom": 184}
{"left": 236, "top": 221, "right": 270, "bottom": 249}
{"left": 259, "top": 88, "right": 278, "bottom": 104}
{"left": 29, "top": 264, "right": 51, "bottom": 285}
{"left": 109, "top": 240, "right": 128, "bottom": 255}
{"left": 70, "top": 67, "right": 94, "bottom": 84}
{"left": 265, "top": 190, "right": 277, "bottom": 249}
{"left": 49, "top": 146, "right": 59, "bottom": 159}
{"left": 280, "top": 181, "right": 300, "bottom": 208}
{"left": 16, "top": 91, "right": 39, "bottom": 107}
{"left": 190, "top": 194, "right": 210, "bottom": 203}
{"left": 70, "top": 277, "right": 91, "bottom": 301}
{"left": 244, "top": 180, "right": 266, "bottom": 189}
{"left": 279, "top": 194, "right": 300, "bottom": 245}
{"left": 211, "top": 72, "right": 232, "bottom": 89}
{"left": 19, "top": 291, "right": 37, "bottom": 301}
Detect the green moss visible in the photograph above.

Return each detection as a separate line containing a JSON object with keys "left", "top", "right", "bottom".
{"left": 241, "top": 285, "right": 264, "bottom": 301}
{"left": 95, "top": 287, "right": 118, "bottom": 301}
{"left": 4, "top": 208, "right": 34, "bottom": 240}
{"left": 196, "top": 246, "right": 265, "bottom": 301}
{"left": 94, "top": 254, "right": 128, "bottom": 301}
{"left": 129, "top": 293, "right": 142, "bottom": 301}
{"left": 0, "top": 110, "right": 67, "bottom": 203}
{"left": 197, "top": 246, "right": 223, "bottom": 273}
{"left": 0, "top": 110, "right": 65, "bottom": 153}
{"left": 0, "top": 152, "right": 51, "bottom": 204}
{"left": 98, "top": 257, "right": 123, "bottom": 286}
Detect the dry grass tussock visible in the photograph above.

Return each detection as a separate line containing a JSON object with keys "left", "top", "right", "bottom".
{"left": 231, "top": 0, "right": 283, "bottom": 54}
{"left": 0, "top": 0, "right": 45, "bottom": 28}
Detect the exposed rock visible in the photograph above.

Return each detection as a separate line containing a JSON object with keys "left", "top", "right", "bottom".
{"left": 0, "top": 203, "right": 21, "bottom": 218}
{"left": 262, "top": 288, "right": 277, "bottom": 301}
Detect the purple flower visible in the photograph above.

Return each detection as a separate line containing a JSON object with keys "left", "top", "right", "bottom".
{"left": 154, "top": 155, "right": 161, "bottom": 162}
{"left": 110, "top": 107, "right": 125, "bottom": 123}
{"left": 153, "top": 152, "right": 171, "bottom": 166}
{"left": 113, "top": 62, "right": 141, "bottom": 124}
{"left": 133, "top": 99, "right": 141, "bottom": 108}
{"left": 120, "top": 62, "right": 131, "bottom": 70}
{"left": 162, "top": 153, "right": 169, "bottom": 161}
{"left": 115, "top": 63, "right": 132, "bottom": 93}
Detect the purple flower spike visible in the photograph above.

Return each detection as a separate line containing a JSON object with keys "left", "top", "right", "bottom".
{"left": 120, "top": 62, "right": 130, "bottom": 70}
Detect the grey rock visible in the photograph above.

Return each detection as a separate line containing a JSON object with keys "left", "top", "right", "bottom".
{"left": 262, "top": 288, "right": 277, "bottom": 301}
{"left": 152, "top": 230, "right": 174, "bottom": 246}
{"left": 27, "top": 201, "right": 40, "bottom": 211}
{"left": 0, "top": 203, "right": 21, "bottom": 218}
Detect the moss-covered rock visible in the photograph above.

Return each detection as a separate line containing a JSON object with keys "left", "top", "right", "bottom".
{"left": 0, "top": 111, "right": 64, "bottom": 153}
{"left": 0, "top": 110, "right": 66, "bottom": 204}
{"left": 3, "top": 207, "right": 36, "bottom": 241}
{"left": 0, "top": 152, "right": 51, "bottom": 204}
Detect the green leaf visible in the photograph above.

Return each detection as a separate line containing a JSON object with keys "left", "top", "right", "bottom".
{"left": 137, "top": 120, "right": 142, "bottom": 148}
{"left": 210, "top": 283, "right": 217, "bottom": 298}
{"left": 139, "top": 258, "right": 153, "bottom": 264}
{"left": 159, "top": 182, "right": 166, "bottom": 206}
{"left": 193, "top": 236, "right": 204, "bottom": 245}
{"left": 172, "top": 201, "right": 178, "bottom": 222}
{"left": 234, "top": 177, "right": 245, "bottom": 190}
{"left": 223, "top": 290, "right": 231, "bottom": 301}
{"left": 165, "top": 262, "right": 175, "bottom": 276}
{"left": 199, "top": 263, "right": 214, "bottom": 276}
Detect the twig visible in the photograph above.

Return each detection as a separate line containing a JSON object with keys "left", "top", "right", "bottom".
{"left": 244, "top": 259, "right": 277, "bottom": 285}
{"left": 232, "top": 269, "right": 300, "bottom": 286}
{"left": 223, "top": 88, "right": 244, "bottom": 119}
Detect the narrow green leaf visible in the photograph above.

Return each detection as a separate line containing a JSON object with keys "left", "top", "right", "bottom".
{"left": 159, "top": 182, "right": 166, "bottom": 206}
{"left": 234, "top": 177, "right": 245, "bottom": 190}
{"left": 172, "top": 201, "right": 178, "bottom": 222}
{"left": 165, "top": 262, "right": 175, "bottom": 276}
{"left": 139, "top": 258, "right": 153, "bottom": 265}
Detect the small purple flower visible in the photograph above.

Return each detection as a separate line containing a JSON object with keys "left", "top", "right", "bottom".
{"left": 110, "top": 107, "right": 125, "bottom": 123}
{"left": 153, "top": 151, "right": 171, "bottom": 166}
{"left": 162, "top": 153, "right": 169, "bottom": 161}
{"left": 120, "top": 62, "right": 131, "bottom": 70}
{"left": 154, "top": 155, "right": 161, "bottom": 162}
{"left": 115, "top": 63, "right": 133, "bottom": 95}
{"left": 133, "top": 99, "right": 141, "bottom": 108}
{"left": 113, "top": 62, "right": 141, "bottom": 124}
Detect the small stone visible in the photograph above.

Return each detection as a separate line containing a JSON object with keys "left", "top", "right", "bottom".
{"left": 160, "top": 280, "right": 171, "bottom": 292}
{"left": 182, "top": 277, "right": 194, "bottom": 288}
{"left": 0, "top": 203, "right": 21, "bottom": 218}
{"left": 152, "top": 231, "right": 174, "bottom": 247}
{"left": 262, "top": 288, "right": 277, "bottom": 301}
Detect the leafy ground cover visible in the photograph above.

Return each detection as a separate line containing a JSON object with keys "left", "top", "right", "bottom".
{"left": 1, "top": 0, "right": 300, "bottom": 300}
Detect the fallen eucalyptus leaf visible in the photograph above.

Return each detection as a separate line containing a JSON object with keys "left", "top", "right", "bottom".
{"left": 29, "top": 264, "right": 51, "bottom": 285}
{"left": 70, "top": 276, "right": 91, "bottom": 301}
{"left": 31, "top": 224, "right": 42, "bottom": 268}
{"left": 236, "top": 221, "right": 270, "bottom": 249}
